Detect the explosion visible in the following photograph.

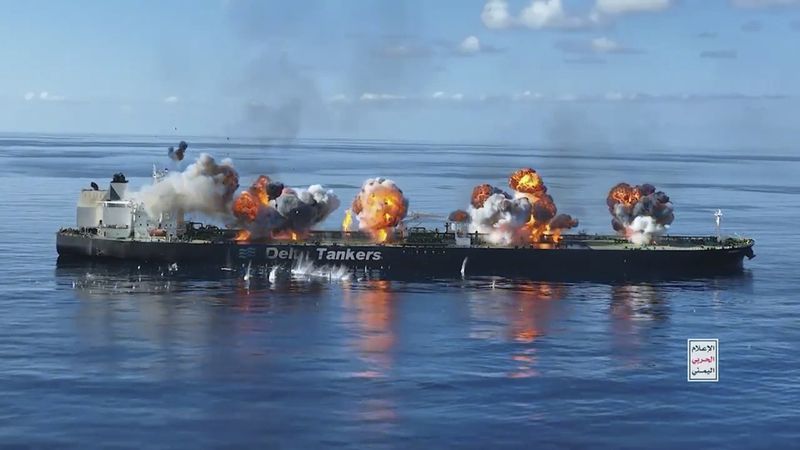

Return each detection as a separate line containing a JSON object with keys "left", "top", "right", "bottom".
{"left": 509, "top": 168, "right": 545, "bottom": 195}
{"left": 351, "top": 178, "right": 409, "bottom": 242}
{"left": 471, "top": 184, "right": 507, "bottom": 208}
{"left": 232, "top": 174, "right": 339, "bottom": 240}
{"left": 168, "top": 141, "right": 188, "bottom": 161}
{"left": 606, "top": 182, "right": 674, "bottom": 245}
{"left": 467, "top": 167, "right": 577, "bottom": 245}
{"left": 448, "top": 210, "right": 470, "bottom": 223}
{"left": 133, "top": 153, "right": 239, "bottom": 219}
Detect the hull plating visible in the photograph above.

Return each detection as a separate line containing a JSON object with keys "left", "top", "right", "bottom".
{"left": 56, "top": 232, "right": 751, "bottom": 280}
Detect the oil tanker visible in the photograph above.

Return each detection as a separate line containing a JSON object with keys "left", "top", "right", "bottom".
{"left": 56, "top": 171, "right": 755, "bottom": 280}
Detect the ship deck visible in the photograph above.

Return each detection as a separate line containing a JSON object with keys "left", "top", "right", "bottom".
{"left": 58, "top": 227, "right": 754, "bottom": 251}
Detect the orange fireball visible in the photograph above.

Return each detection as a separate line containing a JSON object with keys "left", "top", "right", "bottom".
{"left": 233, "top": 175, "right": 273, "bottom": 223}
{"left": 471, "top": 184, "right": 497, "bottom": 208}
{"left": 352, "top": 178, "right": 408, "bottom": 242}
{"left": 509, "top": 168, "right": 546, "bottom": 195}
{"left": 233, "top": 191, "right": 259, "bottom": 222}
{"left": 607, "top": 183, "right": 642, "bottom": 211}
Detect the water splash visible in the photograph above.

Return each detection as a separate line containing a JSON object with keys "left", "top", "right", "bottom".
{"left": 291, "top": 255, "right": 351, "bottom": 281}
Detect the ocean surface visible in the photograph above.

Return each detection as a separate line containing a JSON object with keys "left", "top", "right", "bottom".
{"left": 0, "top": 134, "right": 797, "bottom": 448}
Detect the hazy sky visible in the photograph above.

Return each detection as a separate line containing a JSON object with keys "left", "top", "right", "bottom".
{"left": 1, "top": 0, "right": 798, "bottom": 147}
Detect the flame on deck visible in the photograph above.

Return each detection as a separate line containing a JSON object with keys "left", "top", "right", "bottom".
{"left": 342, "top": 209, "right": 353, "bottom": 233}
{"left": 377, "top": 228, "right": 388, "bottom": 243}
{"left": 509, "top": 168, "right": 564, "bottom": 243}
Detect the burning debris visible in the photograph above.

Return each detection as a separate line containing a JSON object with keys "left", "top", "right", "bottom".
{"left": 607, "top": 182, "right": 674, "bottom": 245}
{"left": 232, "top": 174, "right": 340, "bottom": 240}
{"left": 168, "top": 140, "right": 188, "bottom": 161}
{"left": 467, "top": 168, "right": 578, "bottom": 245}
{"left": 350, "top": 177, "right": 409, "bottom": 242}
{"left": 134, "top": 153, "right": 239, "bottom": 219}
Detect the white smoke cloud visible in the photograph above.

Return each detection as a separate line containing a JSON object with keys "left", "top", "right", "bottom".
{"left": 627, "top": 215, "right": 668, "bottom": 245}
{"left": 296, "top": 184, "right": 341, "bottom": 225}
{"left": 607, "top": 183, "right": 674, "bottom": 245}
{"left": 468, "top": 194, "right": 532, "bottom": 245}
{"left": 133, "top": 153, "right": 239, "bottom": 219}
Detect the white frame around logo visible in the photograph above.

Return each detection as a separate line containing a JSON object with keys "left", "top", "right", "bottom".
{"left": 688, "top": 339, "right": 719, "bottom": 382}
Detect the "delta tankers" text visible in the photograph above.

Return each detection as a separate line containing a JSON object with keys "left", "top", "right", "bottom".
{"left": 264, "top": 247, "right": 383, "bottom": 261}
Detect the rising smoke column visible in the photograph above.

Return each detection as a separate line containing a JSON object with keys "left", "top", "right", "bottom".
{"left": 606, "top": 182, "right": 674, "bottom": 245}
{"left": 350, "top": 177, "right": 409, "bottom": 242}
{"left": 134, "top": 153, "right": 239, "bottom": 219}
{"left": 232, "top": 174, "right": 340, "bottom": 239}
{"left": 467, "top": 168, "right": 578, "bottom": 245}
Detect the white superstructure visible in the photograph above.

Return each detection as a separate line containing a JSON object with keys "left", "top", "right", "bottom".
{"left": 74, "top": 171, "right": 184, "bottom": 241}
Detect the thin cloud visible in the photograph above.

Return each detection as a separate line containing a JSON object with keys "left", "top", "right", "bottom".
{"left": 481, "top": 0, "right": 673, "bottom": 31}
{"left": 700, "top": 50, "right": 738, "bottom": 59}
{"left": 594, "top": 0, "right": 672, "bottom": 15}
{"left": 482, "top": 0, "right": 597, "bottom": 30}
{"left": 163, "top": 95, "right": 179, "bottom": 103}
{"left": 24, "top": 91, "right": 67, "bottom": 102}
{"left": 330, "top": 91, "right": 789, "bottom": 107}
{"left": 564, "top": 56, "right": 607, "bottom": 64}
{"left": 374, "top": 42, "right": 433, "bottom": 59}
{"left": 452, "top": 35, "right": 503, "bottom": 56}
{"left": 555, "top": 36, "right": 643, "bottom": 55}
{"left": 731, "top": 0, "right": 800, "bottom": 7}
{"left": 695, "top": 31, "right": 718, "bottom": 38}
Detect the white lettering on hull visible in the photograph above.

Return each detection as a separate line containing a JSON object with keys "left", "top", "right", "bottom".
{"left": 256, "top": 246, "right": 382, "bottom": 261}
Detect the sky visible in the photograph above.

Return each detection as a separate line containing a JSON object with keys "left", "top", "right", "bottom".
{"left": 1, "top": 0, "right": 799, "bottom": 148}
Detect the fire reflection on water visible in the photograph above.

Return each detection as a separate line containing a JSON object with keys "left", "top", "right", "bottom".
{"left": 342, "top": 280, "right": 398, "bottom": 425}
{"left": 343, "top": 280, "right": 395, "bottom": 378}
{"left": 467, "top": 279, "right": 568, "bottom": 379}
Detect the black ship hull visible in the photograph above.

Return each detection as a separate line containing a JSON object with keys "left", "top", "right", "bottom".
{"left": 56, "top": 232, "right": 754, "bottom": 280}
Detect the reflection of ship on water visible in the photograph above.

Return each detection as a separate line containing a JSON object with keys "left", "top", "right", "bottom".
{"left": 611, "top": 283, "right": 669, "bottom": 323}
{"left": 466, "top": 279, "right": 569, "bottom": 378}
{"left": 609, "top": 283, "right": 669, "bottom": 370}
{"left": 56, "top": 259, "right": 337, "bottom": 381}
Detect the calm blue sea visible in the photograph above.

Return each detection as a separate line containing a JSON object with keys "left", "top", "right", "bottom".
{"left": 0, "top": 134, "right": 797, "bottom": 449}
